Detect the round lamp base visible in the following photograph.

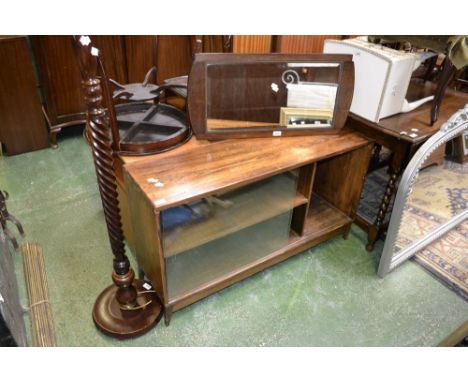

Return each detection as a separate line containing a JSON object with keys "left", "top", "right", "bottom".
{"left": 93, "top": 279, "right": 163, "bottom": 339}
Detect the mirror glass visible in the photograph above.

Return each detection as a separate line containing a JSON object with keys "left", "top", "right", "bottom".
{"left": 205, "top": 62, "right": 340, "bottom": 131}
{"left": 393, "top": 156, "right": 467, "bottom": 258}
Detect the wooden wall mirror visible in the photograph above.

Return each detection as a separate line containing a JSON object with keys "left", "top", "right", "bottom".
{"left": 378, "top": 105, "right": 468, "bottom": 277}
{"left": 188, "top": 53, "right": 354, "bottom": 139}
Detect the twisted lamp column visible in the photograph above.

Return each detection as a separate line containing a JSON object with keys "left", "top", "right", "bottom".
{"left": 77, "top": 37, "right": 162, "bottom": 339}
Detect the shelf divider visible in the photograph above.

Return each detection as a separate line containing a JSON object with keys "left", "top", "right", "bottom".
{"left": 291, "top": 163, "right": 317, "bottom": 236}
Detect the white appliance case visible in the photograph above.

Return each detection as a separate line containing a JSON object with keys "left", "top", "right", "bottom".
{"left": 324, "top": 38, "right": 434, "bottom": 122}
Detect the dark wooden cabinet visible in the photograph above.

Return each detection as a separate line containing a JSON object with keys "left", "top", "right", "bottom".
{"left": 31, "top": 35, "right": 196, "bottom": 146}
{"left": 274, "top": 35, "right": 345, "bottom": 53}
{"left": 231, "top": 35, "right": 273, "bottom": 53}
{"left": 0, "top": 36, "right": 49, "bottom": 155}
{"left": 31, "top": 36, "right": 129, "bottom": 145}
{"left": 33, "top": 36, "right": 128, "bottom": 121}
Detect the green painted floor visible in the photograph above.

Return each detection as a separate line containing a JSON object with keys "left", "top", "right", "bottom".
{"left": 1, "top": 130, "right": 467, "bottom": 346}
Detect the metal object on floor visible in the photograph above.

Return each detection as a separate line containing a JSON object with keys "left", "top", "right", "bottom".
{"left": 0, "top": 204, "right": 27, "bottom": 346}
{"left": 0, "top": 190, "right": 25, "bottom": 250}
{"left": 74, "top": 36, "right": 163, "bottom": 338}
{"left": 21, "top": 242, "right": 56, "bottom": 347}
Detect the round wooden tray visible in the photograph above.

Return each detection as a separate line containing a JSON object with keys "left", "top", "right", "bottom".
{"left": 113, "top": 102, "right": 191, "bottom": 156}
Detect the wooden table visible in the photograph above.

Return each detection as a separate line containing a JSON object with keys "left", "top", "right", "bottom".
{"left": 347, "top": 81, "right": 468, "bottom": 251}
{"left": 117, "top": 130, "right": 372, "bottom": 324}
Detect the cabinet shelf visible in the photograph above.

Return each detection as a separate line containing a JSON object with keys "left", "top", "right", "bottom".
{"left": 298, "top": 193, "right": 352, "bottom": 241}
{"left": 165, "top": 193, "right": 352, "bottom": 304}
{"left": 163, "top": 172, "right": 307, "bottom": 257}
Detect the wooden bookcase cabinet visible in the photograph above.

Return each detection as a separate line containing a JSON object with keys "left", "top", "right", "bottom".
{"left": 118, "top": 135, "right": 372, "bottom": 324}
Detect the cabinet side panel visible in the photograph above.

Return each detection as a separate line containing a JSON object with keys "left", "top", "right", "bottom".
{"left": 0, "top": 37, "right": 49, "bottom": 155}
{"left": 232, "top": 36, "right": 272, "bottom": 53}
{"left": 276, "top": 35, "right": 342, "bottom": 53}
{"left": 156, "top": 36, "right": 192, "bottom": 83}
{"left": 31, "top": 36, "right": 126, "bottom": 124}
{"left": 124, "top": 170, "right": 167, "bottom": 303}
{"left": 124, "top": 36, "right": 157, "bottom": 83}
{"left": 314, "top": 142, "right": 373, "bottom": 216}
{"left": 116, "top": 179, "right": 135, "bottom": 253}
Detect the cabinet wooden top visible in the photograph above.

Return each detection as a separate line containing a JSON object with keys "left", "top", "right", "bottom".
{"left": 348, "top": 81, "right": 468, "bottom": 144}
{"left": 123, "top": 129, "right": 370, "bottom": 210}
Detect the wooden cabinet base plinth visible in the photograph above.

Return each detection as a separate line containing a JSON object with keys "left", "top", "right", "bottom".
{"left": 92, "top": 279, "right": 163, "bottom": 339}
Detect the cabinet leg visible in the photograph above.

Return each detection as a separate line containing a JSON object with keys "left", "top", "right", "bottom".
{"left": 366, "top": 241, "right": 375, "bottom": 252}
{"left": 366, "top": 167, "right": 400, "bottom": 251}
{"left": 137, "top": 267, "right": 145, "bottom": 281}
{"left": 343, "top": 223, "right": 352, "bottom": 239}
{"left": 49, "top": 129, "right": 60, "bottom": 149}
{"left": 368, "top": 144, "right": 382, "bottom": 172}
{"left": 431, "top": 58, "right": 455, "bottom": 126}
{"left": 164, "top": 306, "right": 173, "bottom": 326}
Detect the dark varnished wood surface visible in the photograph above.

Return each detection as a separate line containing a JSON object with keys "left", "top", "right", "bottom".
{"left": 32, "top": 35, "right": 127, "bottom": 126}
{"left": 155, "top": 36, "right": 193, "bottom": 83}
{"left": 274, "top": 35, "right": 344, "bottom": 53}
{"left": 0, "top": 36, "right": 49, "bottom": 155}
{"left": 232, "top": 35, "right": 273, "bottom": 53}
{"left": 123, "top": 36, "right": 157, "bottom": 83}
{"left": 123, "top": 130, "right": 370, "bottom": 211}
{"left": 315, "top": 143, "right": 373, "bottom": 218}
{"left": 348, "top": 80, "right": 468, "bottom": 144}
{"left": 125, "top": 176, "right": 168, "bottom": 302}
{"left": 347, "top": 80, "right": 468, "bottom": 251}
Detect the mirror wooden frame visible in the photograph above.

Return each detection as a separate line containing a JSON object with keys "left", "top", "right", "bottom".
{"left": 188, "top": 53, "right": 354, "bottom": 140}
{"left": 378, "top": 104, "right": 468, "bottom": 277}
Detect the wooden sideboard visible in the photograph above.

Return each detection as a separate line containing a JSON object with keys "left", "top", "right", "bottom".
{"left": 116, "top": 131, "right": 372, "bottom": 324}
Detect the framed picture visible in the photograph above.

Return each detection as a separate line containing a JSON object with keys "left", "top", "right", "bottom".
{"left": 280, "top": 107, "right": 333, "bottom": 128}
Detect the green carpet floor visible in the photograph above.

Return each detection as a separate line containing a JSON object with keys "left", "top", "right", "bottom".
{"left": 1, "top": 131, "right": 467, "bottom": 346}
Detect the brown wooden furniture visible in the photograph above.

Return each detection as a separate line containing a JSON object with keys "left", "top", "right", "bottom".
{"left": 232, "top": 35, "right": 273, "bottom": 53}
{"left": 347, "top": 80, "right": 468, "bottom": 251}
{"left": 0, "top": 36, "right": 49, "bottom": 155}
{"left": 188, "top": 53, "right": 354, "bottom": 139}
{"left": 274, "top": 35, "right": 344, "bottom": 53}
{"left": 31, "top": 35, "right": 197, "bottom": 147}
{"left": 449, "top": 134, "right": 468, "bottom": 163}
{"left": 74, "top": 36, "right": 163, "bottom": 339}
{"left": 118, "top": 130, "right": 372, "bottom": 325}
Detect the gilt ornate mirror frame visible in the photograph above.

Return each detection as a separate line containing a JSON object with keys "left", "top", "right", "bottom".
{"left": 378, "top": 104, "right": 468, "bottom": 277}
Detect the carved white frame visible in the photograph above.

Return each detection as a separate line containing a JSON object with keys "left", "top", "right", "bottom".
{"left": 378, "top": 104, "right": 468, "bottom": 277}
